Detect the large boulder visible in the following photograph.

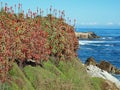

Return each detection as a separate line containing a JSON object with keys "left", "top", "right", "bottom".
{"left": 85, "top": 57, "right": 97, "bottom": 66}
{"left": 98, "top": 60, "right": 116, "bottom": 73}
{"left": 115, "top": 69, "right": 120, "bottom": 74}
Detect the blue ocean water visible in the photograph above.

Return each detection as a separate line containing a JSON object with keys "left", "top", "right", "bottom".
{"left": 76, "top": 28, "right": 120, "bottom": 79}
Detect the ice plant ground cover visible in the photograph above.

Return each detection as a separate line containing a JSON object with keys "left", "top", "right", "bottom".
{"left": 0, "top": 2, "right": 78, "bottom": 83}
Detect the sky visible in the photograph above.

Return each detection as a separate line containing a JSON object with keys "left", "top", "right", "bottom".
{"left": 1, "top": 0, "right": 120, "bottom": 28}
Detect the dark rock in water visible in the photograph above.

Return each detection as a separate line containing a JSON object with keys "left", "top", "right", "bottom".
{"left": 98, "top": 60, "right": 116, "bottom": 73}
{"left": 88, "top": 32, "right": 99, "bottom": 39}
{"left": 85, "top": 57, "right": 97, "bottom": 66}
{"left": 75, "top": 32, "right": 99, "bottom": 39}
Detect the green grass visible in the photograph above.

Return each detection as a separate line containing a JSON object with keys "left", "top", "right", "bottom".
{"left": 57, "top": 59, "right": 93, "bottom": 90}
{"left": 5, "top": 59, "right": 106, "bottom": 90}
{"left": 8, "top": 63, "right": 35, "bottom": 90}
{"left": 24, "top": 65, "right": 58, "bottom": 90}
{"left": 43, "top": 60, "right": 66, "bottom": 79}
{"left": 90, "top": 77, "right": 104, "bottom": 90}
{"left": 23, "top": 58, "right": 94, "bottom": 90}
{"left": 23, "top": 61, "right": 73, "bottom": 90}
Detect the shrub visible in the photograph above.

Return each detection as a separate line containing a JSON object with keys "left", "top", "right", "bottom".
{"left": 0, "top": 2, "right": 78, "bottom": 83}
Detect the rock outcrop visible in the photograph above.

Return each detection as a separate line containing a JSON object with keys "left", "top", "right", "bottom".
{"left": 85, "top": 57, "right": 97, "bottom": 66}
{"left": 85, "top": 57, "right": 120, "bottom": 74}
{"left": 86, "top": 65, "right": 120, "bottom": 89}
{"left": 98, "top": 60, "right": 116, "bottom": 73}
{"left": 75, "top": 32, "right": 99, "bottom": 39}
{"left": 115, "top": 69, "right": 120, "bottom": 74}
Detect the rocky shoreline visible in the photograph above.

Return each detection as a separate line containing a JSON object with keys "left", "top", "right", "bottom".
{"left": 85, "top": 57, "right": 120, "bottom": 89}
{"left": 86, "top": 65, "right": 120, "bottom": 89}
{"left": 75, "top": 32, "right": 99, "bottom": 39}
{"left": 85, "top": 57, "right": 120, "bottom": 74}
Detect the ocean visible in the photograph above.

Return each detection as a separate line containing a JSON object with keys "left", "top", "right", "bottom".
{"left": 76, "top": 28, "right": 120, "bottom": 80}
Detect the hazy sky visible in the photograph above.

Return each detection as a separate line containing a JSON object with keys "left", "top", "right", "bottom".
{"left": 1, "top": 0, "right": 120, "bottom": 28}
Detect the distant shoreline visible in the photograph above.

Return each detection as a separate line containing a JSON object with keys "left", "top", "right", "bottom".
{"left": 75, "top": 32, "right": 99, "bottom": 39}
{"left": 75, "top": 28, "right": 120, "bottom": 30}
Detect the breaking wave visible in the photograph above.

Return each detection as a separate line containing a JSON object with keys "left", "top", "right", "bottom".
{"left": 79, "top": 40, "right": 120, "bottom": 46}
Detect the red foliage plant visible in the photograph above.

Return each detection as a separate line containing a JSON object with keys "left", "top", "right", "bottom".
{"left": 0, "top": 2, "right": 79, "bottom": 83}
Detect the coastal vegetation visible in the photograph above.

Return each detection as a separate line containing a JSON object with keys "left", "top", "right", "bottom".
{"left": 0, "top": 2, "right": 119, "bottom": 90}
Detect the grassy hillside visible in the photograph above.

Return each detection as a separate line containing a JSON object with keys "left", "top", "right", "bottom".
{"left": 0, "top": 3, "right": 118, "bottom": 90}
{"left": 2, "top": 58, "right": 117, "bottom": 90}
{"left": 1, "top": 58, "right": 96, "bottom": 90}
